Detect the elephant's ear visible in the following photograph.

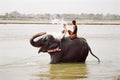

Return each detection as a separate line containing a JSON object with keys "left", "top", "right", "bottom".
{"left": 47, "top": 43, "right": 61, "bottom": 53}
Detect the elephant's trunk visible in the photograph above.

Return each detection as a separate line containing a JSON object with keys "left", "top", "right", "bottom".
{"left": 30, "top": 32, "right": 46, "bottom": 47}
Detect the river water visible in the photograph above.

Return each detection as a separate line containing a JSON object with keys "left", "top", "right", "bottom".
{"left": 0, "top": 24, "right": 120, "bottom": 80}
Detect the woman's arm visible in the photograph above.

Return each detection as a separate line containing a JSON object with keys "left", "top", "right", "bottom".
{"left": 61, "top": 25, "right": 67, "bottom": 39}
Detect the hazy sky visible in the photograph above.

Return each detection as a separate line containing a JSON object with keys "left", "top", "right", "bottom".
{"left": 0, "top": 0, "right": 120, "bottom": 14}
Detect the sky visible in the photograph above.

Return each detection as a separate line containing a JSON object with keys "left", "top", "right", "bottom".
{"left": 0, "top": 0, "right": 120, "bottom": 15}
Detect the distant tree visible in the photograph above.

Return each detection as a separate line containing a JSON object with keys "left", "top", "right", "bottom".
{"left": 4, "top": 13, "right": 9, "bottom": 20}
{"left": 95, "top": 14, "right": 104, "bottom": 20}
{"left": 8, "top": 11, "right": 21, "bottom": 18}
{"left": 1, "top": 11, "right": 120, "bottom": 21}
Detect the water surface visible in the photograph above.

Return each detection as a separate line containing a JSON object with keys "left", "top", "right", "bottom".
{"left": 0, "top": 24, "right": 120, "bottom": 80}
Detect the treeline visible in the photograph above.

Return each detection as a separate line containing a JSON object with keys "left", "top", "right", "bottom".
{"left": 0, "top": 11, "right": 120, "bottom": 21}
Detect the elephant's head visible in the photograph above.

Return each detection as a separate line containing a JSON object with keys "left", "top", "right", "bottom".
{"left": 30, "top": 32, "right": 60, "bottom": 53}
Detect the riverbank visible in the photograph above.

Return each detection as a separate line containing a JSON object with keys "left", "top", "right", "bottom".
{"left": 0, "top": 20, "right": 120, "bottom": 25}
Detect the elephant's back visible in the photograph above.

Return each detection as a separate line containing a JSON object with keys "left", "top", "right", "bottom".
{"left": 78, "top": 37, "right": 87, "bottom": 42}
{"left": 63, "top": 37, "right": 87, "bottom": 43}
{"left": 60, "top": 37, "right": 89, "bottom": 62}
{"left": 61, "top": 37, "right": 87, "bottom": 50}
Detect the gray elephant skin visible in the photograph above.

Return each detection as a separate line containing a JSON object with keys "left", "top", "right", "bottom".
{"left": 30, "top": 32, "right": 100, "bottom": 64}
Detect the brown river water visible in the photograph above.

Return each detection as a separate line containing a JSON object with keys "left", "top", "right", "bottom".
{"left": 0, "top": 24, "right": 120, "bottom": 80}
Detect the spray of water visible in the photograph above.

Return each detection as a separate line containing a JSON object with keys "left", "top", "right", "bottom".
{"left": 50, "top": 17, "right": 68, "bottom": 37}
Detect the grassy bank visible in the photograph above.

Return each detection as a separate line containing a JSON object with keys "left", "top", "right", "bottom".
{"left": 0, "top": 20, "right": 120, "bottom": 25}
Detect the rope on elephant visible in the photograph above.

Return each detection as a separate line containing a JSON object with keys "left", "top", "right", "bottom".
{"left": 47, "top": 47, "right": 61, "bottom": 53}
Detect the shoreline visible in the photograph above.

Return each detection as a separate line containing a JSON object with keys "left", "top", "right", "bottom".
{"left": 0, "top": 20, "right": 120, "bottom": 25}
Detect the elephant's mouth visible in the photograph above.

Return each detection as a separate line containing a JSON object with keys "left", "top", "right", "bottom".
{"left": 38, "top": 47, "right": 42, "bottom": 53}
{"left": 38, "top": 46, "right": 47, "bottom": 54}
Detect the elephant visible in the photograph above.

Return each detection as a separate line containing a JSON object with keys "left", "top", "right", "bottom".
{"left": 30, "top": 32, "right": 100, "bottom": 64}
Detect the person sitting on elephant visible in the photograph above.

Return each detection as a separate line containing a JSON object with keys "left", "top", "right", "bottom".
{"left": 68, "top": 20, "right": 78, "bottom": 40}
{"left": 48, "top": 23, "right": 67, "bottom": 52}
{"left": 61, "top": 23, "right": 67, "bottom": 39}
